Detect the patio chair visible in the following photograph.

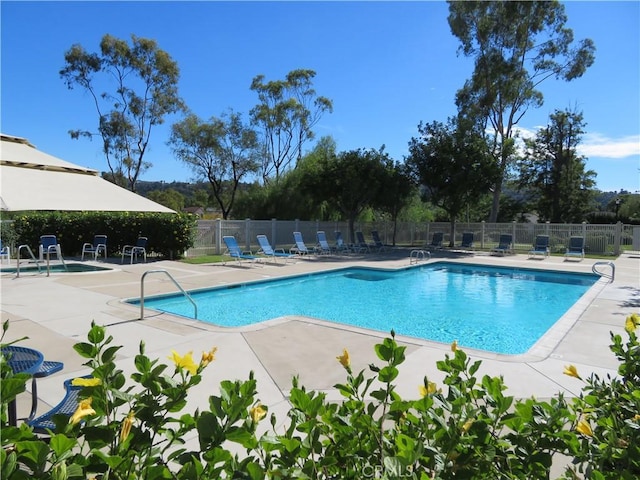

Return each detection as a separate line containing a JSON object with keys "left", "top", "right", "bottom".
{"left": 0, "top": 239, "right": 10, "bottom": 264}
{"left": 223, "top": 235, "right": 263, "bottom": 266}
{"left": 121, "top": 236, "right": 147, "bottom": 264}
{"left": 459, "top": 232, "right": 474, "bottom": 251}
{"left": 291, "top": 232, "right": 313, "bottom": 255}
{"left": 371, "top": 230, "right": 387, "bottom": 252}
{"left": 355, "top": 231, "right": 371, "bottom": 253}
{"left": 564, "top": 236, "right": 585, "bottom": 261}
{"left": 256, "top": 234, "right": 294, "bottom": 263}
{"left": 528, "top": 235, "right": 549, "bottom": 259}
{"left": 316, "top": 231, "right": 333, "bottom": 254}
{"left": 82, "top": 234, "right": 107, "bottom": 261}
{"left": 426, "top": 232, "right": 443, "bottom": 250}
{"left": 491, "top": 234, "right": 514, "bottom": 256}
{"left": 334, "top": 231, "right": 352, "bottom": 255}
{"left": 39, "top": 235, "right": 63, "bottom": 261}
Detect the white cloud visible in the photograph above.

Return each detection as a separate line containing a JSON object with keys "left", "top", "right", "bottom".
{"left": 578, "top": 133, "right": 640, "bottom": 159}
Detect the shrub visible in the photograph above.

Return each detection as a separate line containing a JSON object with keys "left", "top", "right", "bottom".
{"left": 1, "top": 314, "right": 639, "bottom": 479}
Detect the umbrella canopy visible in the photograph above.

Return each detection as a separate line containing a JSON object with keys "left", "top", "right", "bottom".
{"left": 0, "top": 134, "right": 174, "bottom": 213}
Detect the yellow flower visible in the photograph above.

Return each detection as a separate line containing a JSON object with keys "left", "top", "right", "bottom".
{"left": 120, "top": 411, "right": 135, "bottom": 442}
{"left": 563, "top": 365, "right": 582, "bottom": 379}
{"left": 576, "top": 418, "right": 593, "bottom": 437}
{"left": 250, "top": 403, "right": 267, "bottom": 423}
{"left": 200, "top": 347, "right": 218, "bottom": 368}
{"left": 462, "top": 419, "right": 473, "bottom": 432}
{"left": 633, "top": 414, "right": 640, "bottom": 422}
{"left": 71, "top": 377, "right": 102, "bottom": 387}
{"left": 169, "top": 350, "right": 198, "bottom": 375}
{"left": 451, "top": 340, "right": 458, "bottom": 352}
{"left": 419, "top": 381, "right": 438, "bottom": 397}
{"left": 69, "top": 397, "right": 96, "bottom": 425}
{"left": 336, "top": 348, "right": 350, "bottom": 368}
{"left": 625, "top": 314, "right": 639, "bottom": 333}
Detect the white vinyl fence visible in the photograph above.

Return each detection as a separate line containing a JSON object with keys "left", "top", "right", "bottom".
{"left": 186, "top": 220, "right": 635, "bottom": 257}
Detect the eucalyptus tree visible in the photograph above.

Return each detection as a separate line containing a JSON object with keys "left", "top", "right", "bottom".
{"left": 518, "top": 109, "right": 596, "bottom": 223}
{"left": 448, "top": 0, "right": 596, "bottom": 221}
{"left": 60, "top": 34, "right": 184, "bottom": 192}
{"left": 250, "top": 69, "right": 333, "bottom": 184}
{"left": 406, "top": 118, "right": 500, "bottom": 246}
{"left": 168, "top": 111, "right": 260, "bottom": 220}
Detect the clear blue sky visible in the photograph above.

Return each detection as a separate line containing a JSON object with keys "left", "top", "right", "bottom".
{"left": 2, "top": 1, "right": 639, "bottom": 193}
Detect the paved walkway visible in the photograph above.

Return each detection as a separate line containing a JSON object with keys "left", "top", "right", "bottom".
{"left": 2, "top": 249, "right": 638, "bottom": 456}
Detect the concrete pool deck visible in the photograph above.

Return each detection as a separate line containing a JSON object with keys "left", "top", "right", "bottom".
{"left": 2, "top": 249, "right": 638, "bottom": 447}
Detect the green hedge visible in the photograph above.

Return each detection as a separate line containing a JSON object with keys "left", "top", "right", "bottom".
{"left": 10, "top": 211, "right": 197, "bottom": 259}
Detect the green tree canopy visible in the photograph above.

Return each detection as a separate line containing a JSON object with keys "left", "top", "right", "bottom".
{"left": 448, "top": 0, "right": 596, "bottom": 222}
{"left": 406, "top": 118, "right": 500, "bottom": 246}
{"left": 168, "top": 111, "right": 260, "bottom": 219}
{"left": 60, "top": 34, "right": 185, "bottom": 192}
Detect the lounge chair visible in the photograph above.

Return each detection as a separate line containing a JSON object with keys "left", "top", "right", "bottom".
{"left": 371, "top": 230, "right": 387, "bottom": 252}
{"left": 82, "top": 234, "right": 107, "bottom": 261}
{"left": 426, "top": 232, "right": 443, "bottom": 250}
{"left": 291, "top": 232, "right": 313, "bottom": 255}
{"left": 355, "top": 231, "right": 370, "bottom": 253}
{"left": 564, "top": 236, "right": 585, "bottom": 261}
{"left": 491, "top": 234, "right": 514, "bottom": 256}
{"left": 223, "top": 235, "right": 263, "bottom": 266}
{"left": 316, "top": 231, "right": 333, "bottom": 254}
{"left": 121, "top": 236, "right": 147, "bottom": 264}
{"left": 39, "top": 235, "right": 63, "bottom": 261}
{"left": 334, "top": 231, "right": 352, "bottom": 255}
{"left": 459, "top": 232, "right": 474, "bottom": 251}
{"left": 256, "top": 234, "right": 294, "bottom": 263}
{"left": 528, "top": 235, "right": 549, "bottom": 259}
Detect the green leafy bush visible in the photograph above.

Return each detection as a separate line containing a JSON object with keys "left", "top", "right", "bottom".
{"left": 1, "top": 314, "right": 639, "bottom": 479}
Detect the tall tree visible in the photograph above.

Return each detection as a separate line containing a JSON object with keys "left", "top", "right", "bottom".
{"left": 406, "top": 118, "right": 500, "bottom": 246}
{"left": 250, "top": 69, "right": 333, "bottom": 184}
{"left": 60, "top": 34, "right": 184, "bottom": 192}
{"left": 374, "top": 161, "right": 416, "bottom": 245}
{"left": 518, "top": 109, "right": 596, "bottom": 222}
{"left": 448, "top": 0, "right": 596, "bottom": 222}
{"left": 168, "top": 111, "right": 260, "bottom": 219}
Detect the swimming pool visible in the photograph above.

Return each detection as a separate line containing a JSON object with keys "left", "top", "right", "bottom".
{"left": 0, "top": 263, "right": 112, "bottom": 274}
{"left": 133, "top": 262, "right": 599, "bottom": 355}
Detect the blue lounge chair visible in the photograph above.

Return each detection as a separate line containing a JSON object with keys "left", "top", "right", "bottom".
{"left": 459, "top": 232, "right": 474, "bottom": 251}
{"left": 491, "top": 234, "right": 514, "bottom": 256}
{"left": 223, "top": 236, "right": 263, "bottom": 266}
{"left": 121, "top": 236, "right": 147, "bottom": 264}
{"left": 82, "top": 234, "right": 107, "bottom": 261}
{"left": 528, "top": 235, "right": 549, "bottom": 259}
{"left": 334, "top": 231, "right": 352, "bottom": 255}
{"left": 371, "top": 230, "right": 387, "bottom": 252}
{"left": 426, "top": 232, "right": 443, "bottom": 250}
{"left": 355, "top": 231, "right": 370, "bottom": 253}
{"left": 316, "top": 231, "right": 333, "bottom": 254}
{"left": 564, "top": 236, "right": 585, "bottom": 261}
{"left": 291, "top": 232, "right": 313, "bottom": 255}
{"left": 256, "top": 234, "right": 294, "bottom": 263}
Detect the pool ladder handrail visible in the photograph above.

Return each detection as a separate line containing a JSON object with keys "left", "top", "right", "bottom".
{"left": 409, "top": 249, "right": 431, "bottom": 264}
{"left": 592, "top": 261, "right": 615, "bottom": 282}
{"left": 16, "top": 245, "right": 42, "bottom": 277}
{"left": 140, "top": 269, "right": 197, "bottom": 320}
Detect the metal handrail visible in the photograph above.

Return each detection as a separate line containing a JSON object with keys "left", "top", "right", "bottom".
{"left": 16, "top": 245, "right": 41, "bottom": 278}
{"left": 592, "top": 261, "right": 615, "bottom": 282}
{"left": 140, "top": 269, "right": 197, "bottom": 320}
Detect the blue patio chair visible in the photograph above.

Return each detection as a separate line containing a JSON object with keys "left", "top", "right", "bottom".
{"left": 316, "top": 231, "right": 333, "bottom": 254}
{"left": 355, "top": 231, "right": 370, "bottom": 253}
{"left": 491, "top": 234, "right": 514, "bottom": 256}
{"left": 426, "top": 232, "right": 443, "bottom": 250}
{"left": 0, "top": 239, "right": 10, "bottom": 264}
{"left": 564, "top": 236, "right": 585, "bottom": 261}
{"left": 371, "top": 230, "right": 387, "bottom": 252}
{"left": 256, "top": 234, "right": 294, "bottom": 263}
{"left": 121, "top": 236, "right": 147, "bottom": 264}
{"left": 223, "top": 235, "right": 263, "bottom": 266}
{"left": 334, "top": 231, "right": 352, "bottom": 255}
{"left": 528, "top": 235, "right": 549, "bottom": 259}
{"left": 291, "top": 232, "right": 313, "bottom": 255}
{"left": 39, "top": 235, "right": 63, "bottom": 261}
{"left": 460, "top": 232, "right": 474, "bottom": 251}
{"left": 82, "top": 234, "right": 107, "bottom": 261}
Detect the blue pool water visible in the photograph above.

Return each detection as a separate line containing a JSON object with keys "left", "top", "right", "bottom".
{"left": 133, "top": 263, "right": 598, "bottom": 355}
